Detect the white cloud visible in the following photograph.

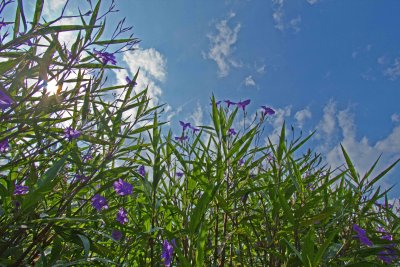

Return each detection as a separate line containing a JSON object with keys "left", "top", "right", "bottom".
{"left": 317, "top": 100, "right": 336, "bottom": 138}
{"left": 43, "top": 0, "right": 68, "bottom": 17}
{"left": 265, "top": 106, "right": 291, "bottom": 145}
{"left": 115, "top": 47, "right": 167, "bottom": 108}
{"left": 384, "top": 58, "right": 400, "bottom": 80}
{"left": 272, "top": 0, "right": 301, "bottom": 32}
{"left": 377, "top": 56, "right": 387, "bottom": 65}
{"left": 272, "top": 0, "right": 285, "bottom": 31}
{"left": 295, "top": 107, "right": 312, "bottom": 128}
{"left": 244, "top": 75, "right": 256, "bottom": 87}
{"left": 391, "top": 113, "right": 400, "bottom": 123}
{"left": 256, "top": 64, "right": 267, "bottom": 74}
{"left": 289, "top": 16, "right": 301, "bottom": 33}
{"left": 205, "top": 13, "right": 241, "bottom": 77}
{"left": 306, "top": 0, "right": 319, "bottom": 4}
{"left": 189, "top": 102, "right": 203, "bottom": 126}
{"left": 318, "top": 108, "right": 400, "bottom": 190}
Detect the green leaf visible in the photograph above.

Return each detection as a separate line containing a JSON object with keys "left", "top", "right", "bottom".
{"left": 340, "top": 144, "right": 359, "bottom": 184}
{"left": 22, "top": 154, "right": 68, "bottom": 212}
{"left": 195, "top": 222, "right": 208, "bottom": 267}
{"left": 32, "top": 0, "right": 44, "bottom": 29}
{"left": 77, "top": 234, "right": 90, "bottom": 259}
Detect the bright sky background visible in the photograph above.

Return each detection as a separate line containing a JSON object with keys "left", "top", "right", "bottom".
{"left": 5, "top": 0, "right": 400, "bottom": 198}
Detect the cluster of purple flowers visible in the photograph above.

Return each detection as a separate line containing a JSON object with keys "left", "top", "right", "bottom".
{"left": 228, "top": 128, "right": 237, "bottom": 136}
{"left": 91, "top": 194, "right": 109, "bottom": 212}
{"left": 93, "top": 49, "right": 117, "bottom": 65}
{"left": 113, "top": 178, "right": 133, "bottom": 196}
{"left": 161, "top": 239, "right": 175, "bottom": 266}
{"left": 64, "top": 127, "right": 81, "bottom": 141}
{"left": 377, "top": 226, "right": 398, "bottom": 264}
{"left": 116, "top": 208, "right": 128, "bottom": 224}
{"left": 212, "top": 98, "right": 276, "bottom": 116}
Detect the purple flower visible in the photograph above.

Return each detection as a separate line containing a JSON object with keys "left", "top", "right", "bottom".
{"left": 64, "top": 127, "right": 81, "bottom": 141}
{"left": 353, "top": 224, "right": 373, "bottom": 247}
{"left": 14, "top": 184, "right": 29, "bottom": 195}
{"left": 0, "top": 89, "right": 14, "bottom": 109}
{"left": 116, "top": 208, "right": 128, "bottom": 224}
{"left": 179, "top": 121, "right": 191, "bottom": 131}
{"left": 176, "top": 171, "right": 184, "bottom": 178}
{"left": 228, "top": 128, "right": 237, "bottom": 136}
{"left": 138, "top": 165, "right": 146, "bottom": 177}
{"left": 125, "top": 76, "right": 137, "bottom": 86}
{"left": 224, "top": 100, "right": 236, "bottom": 108}
{"left": 0, "top": 20, "right": 7, "bottom": 30}
{"left": 238, "top": 158, "right": 245, "bottom": 166}
{"left": 261, "top": 106, "right": 275, "bottom": 116}
{"left": 236, "top": 99, "right": 251, "bottom": 111}
{"left": 83, "top": 153, "right": 93, "bottom": 162}
{"left": 73, "top": 174, "right": 88, "bottom": 183}
{"left": 210, "top": 100, "right": 221, "bottom": 107}
{"left": 111, "top": 230, "right": 123, "bottom": 241}
{"left": 189, "top": 125, "right": 200, "bottom": 133}
{"left": 378, "top": 246, "right": 398, "bottom": 264}
{"left": 0, "top": 139, "right": 9, "bottom": 153}
{"left": 113, "top": 178, "right": 133, "bottom": 196}
{"left": 93, "top": 49, "right": 117, "bottom": 65}
{"left": 175, "top": 135, "right": 188, "bottom": 142}
{"left": 91, "top": 194, "right": 109, "bottom": 211}
{"left": 161, "top": 239, "right": 175, "bottom": 266}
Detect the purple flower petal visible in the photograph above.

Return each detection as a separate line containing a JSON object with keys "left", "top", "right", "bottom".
{"left": 112, "top": 230, "right": 123, "bottom": 241}
{"left": 93, "top": 49, "right": 117, "bottom": 65}
{"left": 64, "top": 127, "right": 81, "bottom": 141}
{"left": 261, "top": 106, "right": 275, "bottom": 116}
{"left": 0, "top": 139, "right": 9, "bottom": 153}
{"left": 175, "top": 135, "right": 188, "bottom": 142}
{"left": 237, "top": 99, "right": 251, "bottom": 111}
{"left": 116, "top": 208, "right": 128, "bottom": 224}
{"left": 113, "top": 178, "right": 133, "bottom": 196}
{"left": 14, "top": 184, "right": 29, "bottom": 196}
{"left": 179, "top": 121, "right": 191, "bottom": 131}
{"left": 224, "top": 100, "right": 236, "bottom": 108}
{"left": 91, "top": 194, "right": 109, "bottom": 211}
{"left": 138, "top": 165, "right": 146, "bottom": 177}
{"left": 161, "top": 239, "right": 174, "bottom": 266}
{"left": 0, "top": 89, "right": 14, "bottom": 110}
{"left": 228, "top": 128, "right": 237, "bottom": 136}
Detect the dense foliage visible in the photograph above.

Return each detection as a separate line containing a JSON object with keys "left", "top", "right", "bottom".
{"left": 0, "top": 0, "right": 399, "bottom": 266}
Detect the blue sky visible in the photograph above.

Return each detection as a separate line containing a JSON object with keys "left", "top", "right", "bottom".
{"left": 114, "top": 0, "right": 400, "bottom": 197}
{"left": 6, "top": 0, "right": 400, "bottom": 197}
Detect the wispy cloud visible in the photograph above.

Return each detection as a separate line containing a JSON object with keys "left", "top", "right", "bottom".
{"left": 115, "top": 47, "right": 167, "bottom": 108}
{"left": 295, "top": 107, "right": 312, "bottom": 129}
{"left": 391, "top": 113, "right": 400, "bottom": 123}
{"left": 205, "top": 12, "right": 241, "bottom": 77}
{"left": 189, "top": 102, "right": 204, "bottom": 126}
{"left": 317, "top": 100, "right": 337, "bottom": 139}
{"left": 244, "top": 75, "right": 256, "bottom": 87}
{"left": 326, "top": 109, "right": 400, "bottom": 181}
{"left": 271, "top": 0, "right": 301, "bottom": 32}
{"left": 256, "top": 64, "right": 267, "bottom": 74}
{"left": 384, "top": 58, "right": 400, "bottom": 80}
{"left": 306, "top": 0, "right": 319, "bottom": 5}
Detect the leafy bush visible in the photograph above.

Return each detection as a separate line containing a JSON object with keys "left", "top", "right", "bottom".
{"left": 0, "top": 1, "right": 399, "bottom": 266}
